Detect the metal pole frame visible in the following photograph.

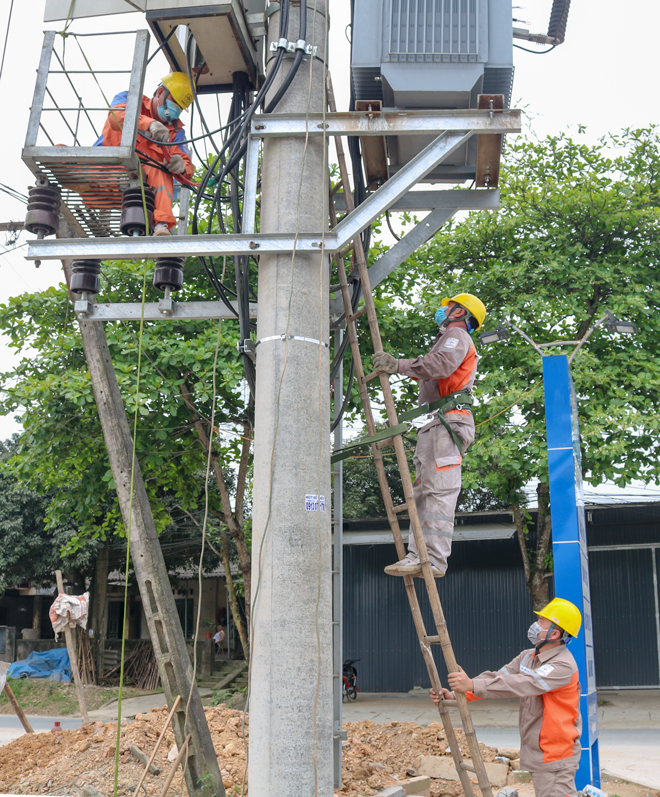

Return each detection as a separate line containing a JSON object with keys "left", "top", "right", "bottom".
{"left": 22, "top": 30, "right": 150, "bottom": 176}
{"left": 332, "top": 327, "right": 345, "bottom": 788}
{"left": 27, "top": 111, "right": 520, "bottom": 261}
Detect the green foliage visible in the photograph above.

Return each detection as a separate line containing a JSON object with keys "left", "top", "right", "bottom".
{"left": 0, "top": 253, "right": 251, "bottom": 556}
{"left": 0, "top": 436, "right": 98, "bottom": 593}
{"left": 347, "top": 127, "right": 660, "bottom": 505}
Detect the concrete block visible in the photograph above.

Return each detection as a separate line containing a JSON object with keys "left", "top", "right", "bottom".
{"left": 509, "top": 770, "right": 532, "bottom": 785}
{"left": 375, "top": 788, "right": 405, "bottom": 797}
{"left": 400, "top": 775, "right": 431, "bottom": 796}
{"left": 484, "top": 762, "right": 509, "bottom": 789}
{"left": 418, "top": 756, "right": 508, "bottom": 787}
{"left": 418, "top": 755, "right": 458, "bottom": 780}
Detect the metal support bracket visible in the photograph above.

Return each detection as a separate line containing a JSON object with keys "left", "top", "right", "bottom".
{"left": 330, "top": 206, "right": 456, "bottom": 315}
{"left": 74, "top": 300, "right": 256, "bottom": 322}
{"left": 27, "top": 112, "right": 519, "bottom": 262}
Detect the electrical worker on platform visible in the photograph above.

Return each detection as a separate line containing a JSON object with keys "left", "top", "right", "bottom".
{"left": 373, "top": 293, "right": 486, "bottom": 578}
{"left": 94, "top": 72, "right": 195, "bottom": 236}
{"left": 431, "top": 598, "right": 583, "bottom": 797}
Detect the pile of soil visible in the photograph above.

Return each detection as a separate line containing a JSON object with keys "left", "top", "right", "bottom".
{"left": 0, "top": 707, "right": 496, "bottom": 796}
{"left": 340, "top": 719, "right": 498, "bottom": 797}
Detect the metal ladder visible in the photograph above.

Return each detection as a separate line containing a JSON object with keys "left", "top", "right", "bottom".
{"left": 329, "top": 83, "right": 494, "bottom": 797}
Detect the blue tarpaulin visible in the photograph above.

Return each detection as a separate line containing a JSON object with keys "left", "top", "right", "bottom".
{"left": 7, "top": 648, "right": 72, "bottom": 682}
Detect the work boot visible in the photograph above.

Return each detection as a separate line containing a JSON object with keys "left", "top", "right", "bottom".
{"left": 384, "top": 554, "right": 422, "bottom": 576}
{"left": 153, "top": 222, "right": 171, "bottom": 236}
{"left": 414, "top": 561, "right": 445, "bottom": 579}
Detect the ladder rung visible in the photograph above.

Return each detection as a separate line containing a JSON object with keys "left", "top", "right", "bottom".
{"left": 363, "top": 370, "right": 380, "bottom": 383}
{"left": 392, "top": 503, "right": 408, "bottom": 514}
{"left": 348, "top": 306, "right": 368, "bottom": 322}
{"left": 424, "top": 635, "right": 441, "bottom": 644}
{"left": 460, "top": 762, "right": 477, "bottom": 773}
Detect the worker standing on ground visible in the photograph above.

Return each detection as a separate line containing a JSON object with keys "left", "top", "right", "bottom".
{"left": 432, "top": 598, "right": 583, "bottom": 797}
{"left": 373, "top": 293, "right": 486, "bottom": 577}
{"left": 94, "top": 73, "right": 195, "bottom": 235}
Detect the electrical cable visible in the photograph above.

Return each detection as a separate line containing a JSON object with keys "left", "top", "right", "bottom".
{"left": 0, "top": 0, "right": 14, "bottom": 85}
{"left": 331, "top": 353, "right": 355, "bottom": 433}
{"left": 0, "top": 183, "right": 28, "bottom": 204}
{"left": 385, "top": 209, "right": 401, "bottom": 242}
{"left": 146, "top": 25, "right": 177, "bottom": 66}
{"left": 263, "top": 0, "right": 306, "bottom": 113}
{"left": 181, "top": 318, "right": 223, "bottom": 789}
{"left": 513, "top": 43, "right": 556, "bottom": 54}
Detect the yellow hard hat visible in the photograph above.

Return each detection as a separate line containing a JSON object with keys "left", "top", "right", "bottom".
{"left": 161, "top": 72, "right": 195, "bottom": 110}
{"left": 535, "top": 598, "right": 582, "bottom": 638}
{"left": 441, "top": 293, "right": 487, "bottom": 330}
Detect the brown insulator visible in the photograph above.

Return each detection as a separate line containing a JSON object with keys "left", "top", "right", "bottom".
{"left": 120, "top": 186, "right": 155, "bottom": 236}
{"left": 70, "top": 260, "right": 102, "bottom": 295}
{"left": 25, "top": 184, "right": 61, "bottom": 237}
{"left": 153, "top": 257, "right": 185, "bottom": 291}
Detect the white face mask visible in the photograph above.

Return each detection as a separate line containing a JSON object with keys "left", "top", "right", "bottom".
{"left": 527, "top": 621, "right": 551, "bottom": 646}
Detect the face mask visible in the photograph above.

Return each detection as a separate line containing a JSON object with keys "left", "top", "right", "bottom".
{"left": 527, "top": 621, "right": 550, "bottom": 646}
{"left": 435, "top": 307, "right": 448, "bottom": 326}
{"left": 157, "top": 99, "right": 182, "bottom": 123}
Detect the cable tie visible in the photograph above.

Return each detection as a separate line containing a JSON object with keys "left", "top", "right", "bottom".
{"left": 257, "top": 334, "right": 329, "bottom": 348}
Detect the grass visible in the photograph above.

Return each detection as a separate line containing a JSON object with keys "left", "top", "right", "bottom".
{"left": 0, "top": 678, "right": 154, "bottom": 716}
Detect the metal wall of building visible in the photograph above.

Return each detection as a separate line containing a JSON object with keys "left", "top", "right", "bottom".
{"left": 589, "top": 547, "right": 660, "bottom": 688}
{"left": 343, "top": 537, "right": 533, "bottom": 693}
{"left": 343, "top": 503, "right": 660, "bottom": 692}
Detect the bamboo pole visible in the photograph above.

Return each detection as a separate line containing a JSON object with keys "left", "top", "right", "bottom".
{"left": 133, "top": 695, "right": 181, "bottom": 796}
{"left": 54, "top": 570, "right": 89, "bottom": 722}
{"left": 2, "top": 681, "right": 34, "bottom": 733}
{"left": 158, "top": 733, "right": 191, "bottom": 797}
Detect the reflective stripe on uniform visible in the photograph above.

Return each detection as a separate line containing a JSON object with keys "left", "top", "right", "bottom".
{"left": 422, "top": 527, "right": 453, "bottom": 538}
{"left": 520, "top": 664, "right": 551, "bottom": 692}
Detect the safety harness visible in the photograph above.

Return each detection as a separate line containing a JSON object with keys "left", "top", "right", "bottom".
{"left": 331, "top": 389, "right": 474, "bottom": 463}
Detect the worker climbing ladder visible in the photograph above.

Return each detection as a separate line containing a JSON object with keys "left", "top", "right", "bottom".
{"left": 329, "top": 83, "right": 494, "bottom": 797}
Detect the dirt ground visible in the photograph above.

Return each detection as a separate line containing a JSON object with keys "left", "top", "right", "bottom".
{"left": 0, "top": 708, "right": 657, "bottom": 797}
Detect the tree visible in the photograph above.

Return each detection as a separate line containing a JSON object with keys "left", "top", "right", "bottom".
{"left": 0, "top": 436, "right": 98, "bottom": 596}
{"left": 0, "top": 255, "right": 253, "bottom": 652}
{"left": 343, "top": 127, "right": 660, "bottom": 607}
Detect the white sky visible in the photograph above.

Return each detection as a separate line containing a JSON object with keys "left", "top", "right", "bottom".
{"left": 1, "top": 0, "right": 659, "bottom": 501}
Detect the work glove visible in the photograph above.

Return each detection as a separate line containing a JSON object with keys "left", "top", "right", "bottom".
{"left": 148, "top": 120, "right": 170, "bottom": 143}
{"left": 373, "top": 351, "right": 399, "bottom": 374}
{"left": 165, "top": 154, "right": 186, "bottom": 175}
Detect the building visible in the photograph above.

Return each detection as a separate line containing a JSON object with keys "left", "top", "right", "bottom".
{"left": 342, "top": 502, "right": 660, "bottom": 691}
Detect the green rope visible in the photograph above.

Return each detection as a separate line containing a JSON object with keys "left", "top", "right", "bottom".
{"left": 112, "top": 221, "right": 150, "bottom": 797}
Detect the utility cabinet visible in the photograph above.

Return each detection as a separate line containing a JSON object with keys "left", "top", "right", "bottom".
{"left": 351, "top": 0, "right": 514, "bottom": 182}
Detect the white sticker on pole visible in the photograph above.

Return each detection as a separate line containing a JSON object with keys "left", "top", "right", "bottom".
{"left": 305, "top": 494, "right": 326, "bottom": 512}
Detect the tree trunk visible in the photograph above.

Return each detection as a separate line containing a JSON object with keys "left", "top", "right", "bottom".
{"left": 91, "top": 542, "right": 109, "bottom": 677}
{"left": 32, "top": 596, "right": 42, "bottom": 638}
{"left": 207, "top": 535, "right": 249, "bottom": 659}
{"left": 178, "top": 380, "right": 252, "bottom": 621}
{"left": 512, "top": 492, "right": 552, "bottom": 611}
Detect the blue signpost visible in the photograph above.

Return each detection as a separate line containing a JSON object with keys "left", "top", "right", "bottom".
{"left": 543, "top": 354, "right": 600, "bottom": 790}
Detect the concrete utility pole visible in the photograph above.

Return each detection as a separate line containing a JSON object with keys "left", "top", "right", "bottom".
{"left": 249, "top": 1, "right": 333, "bottom": 794}
{"left": 59, "top": 222, "right": 224, "bottom": 797}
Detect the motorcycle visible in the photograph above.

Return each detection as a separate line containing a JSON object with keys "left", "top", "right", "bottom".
{"left": 342, "top": 658, "right": 359, "bottom": 701}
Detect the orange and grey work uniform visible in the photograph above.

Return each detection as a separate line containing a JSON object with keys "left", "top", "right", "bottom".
{"left": 94, "top": 92, "right": 194, "bottom": 229}
{"left": 396, "top": 325, "right": 477, "bottom": 572}
{"left": 466, "top": 645, "right": 581, "bottom": 797}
